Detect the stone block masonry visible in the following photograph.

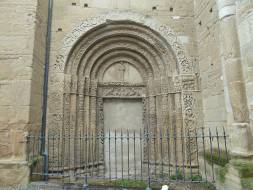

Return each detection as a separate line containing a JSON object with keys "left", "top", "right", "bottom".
{"left": 0, "top": 0, "right": 48, "bottom": 186}
{"left": 0, "top": 0, "right": 253, "bottom": 189}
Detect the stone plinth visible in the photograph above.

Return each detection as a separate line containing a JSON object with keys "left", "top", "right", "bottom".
{"left": 230, "top": 123, "right": 253, "bottom": 157}
{"left": 0, "top": 160, "right": 30, "bottom": 187}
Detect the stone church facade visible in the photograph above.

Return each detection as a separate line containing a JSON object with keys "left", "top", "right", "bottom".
{"left": 0, "top": 0, "right": 253, "bottom": 189}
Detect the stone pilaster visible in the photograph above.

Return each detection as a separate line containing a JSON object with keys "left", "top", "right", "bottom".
{"left": 217, "top": 0, "right": 253, "bottom": 157}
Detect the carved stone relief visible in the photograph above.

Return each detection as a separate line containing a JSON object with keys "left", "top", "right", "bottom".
{"left": 101, "top": 86, "right": 144, "bottom": 98}
{"left": 47, "top": 11, "right": 200, "bottom": 175}
{"left": 102, "top": 62, "right": 143, "bottom": 83}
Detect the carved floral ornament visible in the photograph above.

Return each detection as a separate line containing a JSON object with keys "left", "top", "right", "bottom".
{"left": 56, "top": 10, "right": 193, "bottom": 75}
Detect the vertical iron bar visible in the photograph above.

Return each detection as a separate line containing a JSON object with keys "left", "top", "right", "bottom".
{"left": 194, "top": 128, "right": 200, "bottom": 176}
{"left": 94, "top": 131, "right": 97, "bottom": 176}
{"left": 140, "top": 129, "right": 143, "bottom": 181}
{"left": 202, "top": 128, "right": 207, "bottom": 181}
{"left": 174, "top": 126, "right": 178, "bottom": 181}
{"left": 134, "top": 130, "right": 136, "bottom": 180}
{"left": 188, "top": 129, "right": 192, "bottom": 181}
{"left": 121, "top": 129, "right": 123, "bottom": 179}
{"left": 216, "top": 127, "right": 221, "bottom": 161}
{"left": 85, "top": 133, "right": 88, "bottom": 177}
{"left": 62, "top": 135, "right": 65, "bottom": 182}
{"left": 72, "top": 134, "right": 75, "bottom": 177}
{"left": 26, "top": 135, "right": 30, "bottom": 173}
{"left": 154, "top": 131, "right": 157, "bottom": 178}
{"left": 223, "top": 127, "right": 229, "bottom": 162}
{"left": 109, "top": 130, "right": 111, "bottom": 180}
{"left": 36, "top": 136, "right": 39, "bottom": 175}
{"left": 209, "top": 128, "right": 215, "bottom": 182}
{"left": 97, "top": 132, "right": 100, "bottom": 176}
{"left": 88, "top": 131, "right": 91, "bottom": 174}
{"left": 47, "top": 134, "right": 50, "bottom": 181}
{"left": 32, "top": 136, "right": 35, "bottom": 163}
{"left": 68, "top": 134, "right": 71, "bottom": 182}
{"left": 80, "top": 133, "right": 82, "bottom": 176}
{"left": 26, "top": 135, "right": 30, "bottom": 163}
{"left": 81, "top": 128, "right": 83, "bottom": 170}
{"left": 33, "top": 136, "right": 36, "bottom": 176}
{"left": 38, "top": 136, "right": 41, "bottom": 174}
{"left": 147, "top": 131, "right": 151, "bottom": 188}
{"left": 166, "top": 128, "right": 171, "bottom": 180}
{"left": 102, "top": 132, "right": 105, "bottom": 179}
{"left": 52, "top": 135, "right": 55, "bottom": 177}
{"left": 160, "top": 129, "right": 164, "bottom": 181}
{"left": 115, "top": 130, "right": 117, "bottom": 179}
{"left": 33, "top": 136, "right": 36, "bottom": 175}
{"left": 91, "top": 132, "right": 94, "bottom": 177}
{"left": 57, "top": 134, "right": 60, "bottom": 176}
{"left": 127, "top": 130, "right": 130, "bottom": 180}
{"left": 181, "top": 128, "right": 185, "bottom": 181}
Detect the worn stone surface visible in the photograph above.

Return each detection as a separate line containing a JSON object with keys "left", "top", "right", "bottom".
{"left": 194, "top": 0, "right": 228, "bottom": 130}
{"left": 46, "top": 9, "right": 200, "bottom": 174}
{"left": 0, "top": 0, "right": 48, "bottom": 186}
{"left": 0, "top": 0, "right": 253, "bottom": 189}
{"left": 0, "top": 161, "right": 30, "bottom": 187}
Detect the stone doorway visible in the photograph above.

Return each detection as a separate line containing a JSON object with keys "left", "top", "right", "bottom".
{"left": 103, "top": 98, "right": 143, "bottom": 178}
{"left": 47, "top": 11, "right": 200, "bottom": 175}
{"left": 103, "top": 98, "right": 143, "bottom": 133}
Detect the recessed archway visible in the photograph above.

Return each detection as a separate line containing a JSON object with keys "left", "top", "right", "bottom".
{"left": 47, "top": 10, "right": 200, "bottom": 173}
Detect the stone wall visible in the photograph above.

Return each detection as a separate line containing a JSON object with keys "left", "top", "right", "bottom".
{"left": 0, "top": 0, "right": 48, "bottom": 186}
{"left": 0, "top": 0, "right": 253, "bottom": 188}
{"left": 194, "top": 0, "right": 228, "bottom": 130}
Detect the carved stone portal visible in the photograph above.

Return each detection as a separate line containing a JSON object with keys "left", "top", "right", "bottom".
{"left": 47, "top": 11, "right": 200, "bottom": 177}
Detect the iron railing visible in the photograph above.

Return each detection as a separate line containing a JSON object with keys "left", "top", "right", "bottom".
{"left": 26, "top": 127, "right": 229, "bottom": 187}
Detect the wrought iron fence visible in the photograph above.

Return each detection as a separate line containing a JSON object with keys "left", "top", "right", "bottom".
{"left": 26, "top": 127, "right": 229, "bottom": 187}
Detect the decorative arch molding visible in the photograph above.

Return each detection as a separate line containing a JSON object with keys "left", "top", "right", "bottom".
{"left": 54, "top": 10, "right": 193, "bottom": 75}
{"left": 93, "top": 53, "right": 151, "bottom": 82}
{"left": 47, "top": 10, "right": 200, "bottom": 171}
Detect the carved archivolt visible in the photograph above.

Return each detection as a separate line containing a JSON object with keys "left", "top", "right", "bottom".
{"left": 48, "top": 11, "right": 200, "bottom": 171}
{"left": 54, "top": 11, "right": 193, "bottom": 75}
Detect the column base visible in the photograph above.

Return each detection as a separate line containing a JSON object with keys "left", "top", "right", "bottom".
{"left": 230, "top": 123, "right": 253, "bottom": 157}
{"left": 200, "top": 157, "right": 253, "bottom": 190}
{"left": 0, "top": 160, "right": 30, "bottom": 187}
{"left": 216, "top": 161, "right": 253, "bottom": 190}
